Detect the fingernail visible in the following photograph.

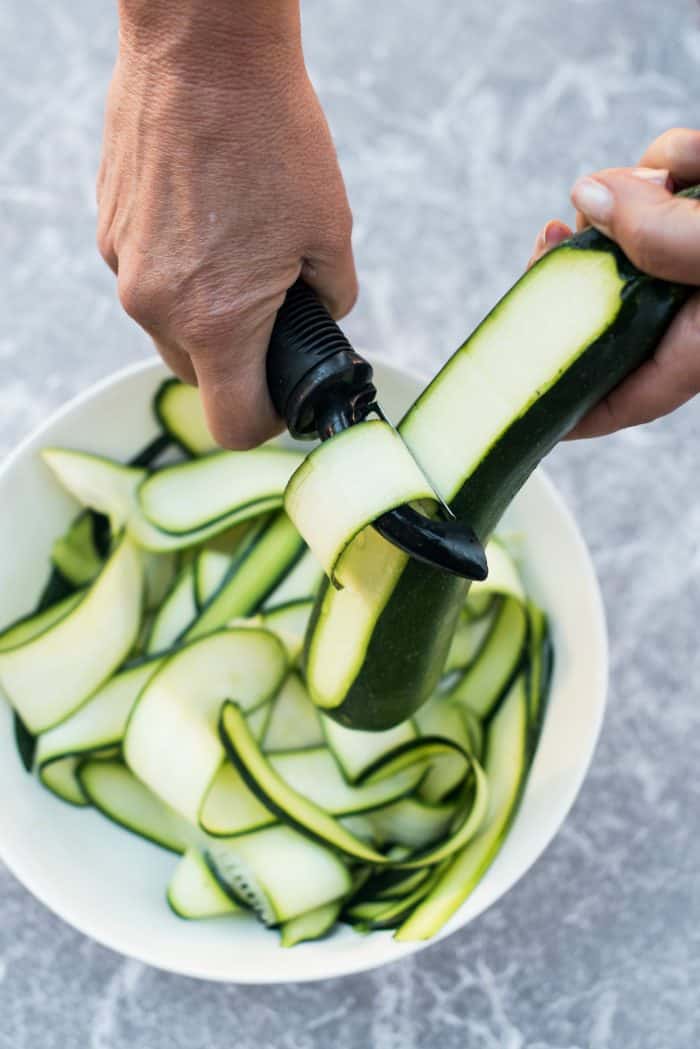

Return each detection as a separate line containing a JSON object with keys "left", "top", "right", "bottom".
{"left": 630, "top": 166, "right": 672, "bottom": 190}
{"left": 571, "top": 177, "right": 614, "bottom": 227}
{"left": 544, "top": 221, "right": 567, "bottom": 247}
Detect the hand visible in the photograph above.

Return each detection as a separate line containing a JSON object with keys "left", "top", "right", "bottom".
{"left": 528, "top": 127, "right": 700, "bottom": 439}
{"left": 98, "top": 1, "right": 358, "bottom": 449}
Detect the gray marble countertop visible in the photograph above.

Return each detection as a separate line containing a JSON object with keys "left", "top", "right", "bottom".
{"left": 1, "top": 1, "right": 699, "bottom": 1045}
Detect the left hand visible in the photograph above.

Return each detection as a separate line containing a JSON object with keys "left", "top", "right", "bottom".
{"left": 528, "top": 127, "right": 700, "bottom": 439}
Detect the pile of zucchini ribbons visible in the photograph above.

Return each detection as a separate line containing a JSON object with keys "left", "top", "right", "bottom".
{"left": 0, "top": 379, "right": 551, "bottom": 945}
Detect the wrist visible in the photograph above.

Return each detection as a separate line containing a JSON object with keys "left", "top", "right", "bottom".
{"left": 118, "top": 0, "right": 303, "bottom": 86}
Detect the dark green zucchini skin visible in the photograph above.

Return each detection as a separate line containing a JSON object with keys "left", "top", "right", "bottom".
{"left": 317, "top": 206, "right": 697, "bottom": 731}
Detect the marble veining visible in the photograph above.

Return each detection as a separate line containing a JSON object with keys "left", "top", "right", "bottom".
{"left": 0, "top": 0, "right": 699, "bottom": 1045}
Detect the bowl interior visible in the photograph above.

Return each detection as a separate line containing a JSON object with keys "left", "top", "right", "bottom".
{"left": 0, "top": 358, "right": 607, "bottom": 983}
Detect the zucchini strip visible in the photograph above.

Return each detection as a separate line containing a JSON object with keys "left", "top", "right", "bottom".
{"left": 447, "top": 597, "right": 528, "bottom": 718}
{"left": 138, "top": 447, "right": 302, "bottom": 535}
{"left": 0, "top": 536, "right": 143, "bottom": 733}
{"left": 184, "top": 514, "right": 304, "bottom": 641}
{"left": 35, "top": 658, "right": 162, "bottom": 769}
{"left": 395, "top": 674, "right": 529, "bottom": 941}
{"left": 51, "top": 512, "right": 104, "bottom": 586}
{"left": 145, "top": 561, "right": 197, "bottom": 653}
{"left": 262, "top": 549, "right": 323, "bottom": 610}
{"left": 261, "top": 599, "right": 314, "bottom": 663}
{"left": 218, "top": 702, "right": 388, "bottom": 864}
{"left": 0, "top": 589, "right": 84, "bottom": 653}
{"left": 279, "top": 900, "right": 341, "bottom": 947}
{"left": 124, "top": 628, "right": 287, "bottom": 822}
{"left": 167, "top": 848, "right": 243, "bottom": 919}
{"left": 154, "top": 379, "right": 218, "bottom": 456}
{"left": 40, "top": 754, "right": 89, "bottom": 806}
{"left": 78, "top": 759, "right": 204, "bottom": 854}
{"left": 262, "top": 673, "right": 324, "bottom": 752}
{"left": 206, "top": 825, "right": 352, "bottom": 926}
{"left": 42, "top": 447, "right": 274, "bottom": 553}
{"left": 285, "top": 419, "right": 439, "bottom": 588}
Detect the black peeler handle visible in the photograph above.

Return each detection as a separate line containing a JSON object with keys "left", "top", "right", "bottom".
{"left": 266, "top": 279, "right": 488, "bottom": 581}
{"left": 267, "top": 279, "right": 376, "bottom": 440}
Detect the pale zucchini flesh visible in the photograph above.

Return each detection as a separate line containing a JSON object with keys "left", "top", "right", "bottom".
{"left": 262, "top": 673, "right": 324, "bottom": 752}
{"left": 395, "top": 674, "right": 529, "bottom": 941}
{"left": 167, "top": 847, "right": 242, "bottom": 919}
{"left": 0, "top": 537, "right": 143, "bottom": 733}
{"left": 78, "top": 759, "right": 204, "bottom": 854}
{"left": 184, "top": 514, "right": 304, "bottom": 641}
{"left": 285, "top": 419, "right": 438, "bottom": 586}
{"left": 124, "top": 628, "right": 287, "bottom": 822}
{"left": 206, "top": 825, "right": 352, "bottom": 926}
{"left": 138, "top": 447, "right": 302, "bottom": 535}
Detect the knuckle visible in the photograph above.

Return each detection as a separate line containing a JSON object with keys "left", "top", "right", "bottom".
{"left": 117, "top": 264, "right": 175, "bottom": 329}
{"left": 96, "top": 227, "right": 115, "bottom": 267}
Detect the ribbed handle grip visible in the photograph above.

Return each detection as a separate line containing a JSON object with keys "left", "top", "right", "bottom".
{"left": 267, "top": 279, "right": 373, "bottom": 439}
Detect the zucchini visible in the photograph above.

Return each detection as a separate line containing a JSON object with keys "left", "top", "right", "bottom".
{"left": 78, "top": 759, "right": 203, "bottom": 854}
{"left": 199, "top": 761, "right": 275, "bottom": 837}
{"left": 184, "top": 514, "right": 304, "bottom": 641}
{"left": 51, "top": 511, "right": 104, "bottom": 586}
{"left": 124, "top": 627, "right": 287, "bottom": 822}
{"left": 145, "top": 561, "right": 197, "bottom": 653}
{"left": 246, "top": 701, "right": 272, "bottom": 743}
{"left": 138, "top": 447, "right": 301, "bottom": 535}
{"left": 303, "top": 223, "right": 697, "bottom": 729}
{"left": 446, "top": 597, "right": 528, "bottom": 717}
{"left": 262, "top": 549, "right": 323, "bottom": 610}
{"left": 267, "top": 746, "right": 424, "bottom": 814}
{"left": 527, "top": 601, "right": 553, "bottom": 733}
{"left": 206, "top": 826, "right": 352, "bottom": 926}
{"left": 154, "top": 379, "right": 218, "bottom": 456}
{"left": 443, "top": 608, "right": 496, "bottom": 674}
{"left": 262, "top": 672, "right": 324, "bottom": 752}
{"left": 194, "top": 549, "right": 235, "bottom": 607}
{"left": 367, "top": 797, "right": 457, "bottom": 851}
{"left": 167, "top": 848, "right": 242, "bottom": 919}
{"left": 40, "top": 754, "right": 89, "bottom": 806}
{"left": 42, "top": 448, "right": 275, "bottom": 553}
{"left": 0, "top": 536, "right": 143, "bottom": 732}
{"left": 143, "top": 551, "right": 178, "bottom": 611}
{"left": 0, "top": 589, "right": 84, "bottom": 653}
{"left": 395, "top": 673, "right": 529, "bottom": 940}
{"left": 279, "top": 901, "right": 341, "bottom": 947}
{"left": 321, "top": 714, "right": 418, "bottom": 783}
{"left": 218, "top": 702, "right": 387, "bottom": 864}
{"left": 261, "top": 599, "right": 314, "bottom": 662}
{"left": 414, "top": 695, "right": 475, "bottom": 802}
{"left": 285, "top": 419, "right": 438, "bottom": 586}
{"left": 35, "top": 658, "right": 162, "bottom": 769}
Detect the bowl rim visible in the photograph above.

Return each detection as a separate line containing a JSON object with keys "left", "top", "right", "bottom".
{"left": 0, "top": 356, "right": 608, "bottom": 983}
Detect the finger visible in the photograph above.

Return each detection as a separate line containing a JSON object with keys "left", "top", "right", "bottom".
{"left": 640, "top": 127, "right": 700, "bottom": 184}
{"left": 574, "top": 166, "right": 671, "bottom": 232}
{"left": 527, "top": 220, "right": 572, "bottom": 269}
{"left": 190, "top": 307, "right": 284, "bottom": 451}
{"left": 570, "top": 170, "right": 700, "bottom": 284}
{"left": 152, "top": 337, "right": 197, "bottom": 386}
{"left": 566, "top": 291, "right": 700, "bottom": 438}
{"left": 301, "top": 237, "right": 359, "bottom": 320}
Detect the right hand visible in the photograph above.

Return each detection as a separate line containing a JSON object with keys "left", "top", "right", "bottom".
{"left": 528, "top": 128, "right": 700, "bottom": 439}
{"left": 97, "top": 1, "right": 358, "bottom": 449}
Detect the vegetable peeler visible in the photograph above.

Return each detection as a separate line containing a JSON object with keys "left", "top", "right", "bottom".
{"left": 266, "top": 279, "right": 488, "bottom": 581}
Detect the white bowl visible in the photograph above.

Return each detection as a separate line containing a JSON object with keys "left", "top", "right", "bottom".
{"left": 0, "top": 358, "right": 607, "bottom": 983}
